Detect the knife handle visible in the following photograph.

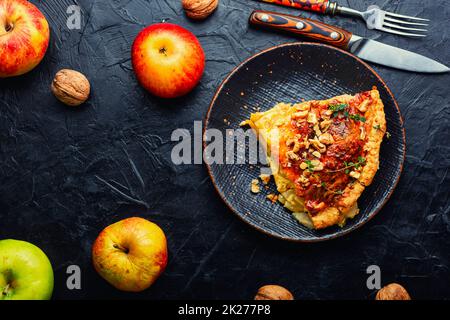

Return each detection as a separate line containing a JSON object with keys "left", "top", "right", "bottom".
{"left": 249, "top": 10, "right": 352, "bottom": 49}
{"left": 257, "top": 0, "right": 331, "bottom": 14}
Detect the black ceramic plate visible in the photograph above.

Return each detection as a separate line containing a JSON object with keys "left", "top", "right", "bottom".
{"left": 204, "top": 42, "right": 405, "bottom": 242}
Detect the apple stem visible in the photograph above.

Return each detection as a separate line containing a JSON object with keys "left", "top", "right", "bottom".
{"left": 2, "top": 284, "right": 11, "bottom": 296}
{"left": 159, "top": 47, "right": 168, "bottom": 56}
{"left": 113, "top": 243, "right": 129, "bottom": 254}
{"left": 4, "top": 22, "right": 13, "bottom": 33}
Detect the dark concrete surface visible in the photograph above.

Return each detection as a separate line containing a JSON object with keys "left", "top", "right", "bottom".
{"left": 0, "top": 0, "right": 449, "bottom": 299}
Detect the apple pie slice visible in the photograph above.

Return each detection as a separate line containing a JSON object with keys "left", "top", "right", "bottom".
{"left": 243, "top": 88, "right": 386, "bottom": 229}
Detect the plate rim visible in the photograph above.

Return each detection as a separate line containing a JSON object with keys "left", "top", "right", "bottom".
{"left": 203, "top": 42, "right": 406, "bottom": 242}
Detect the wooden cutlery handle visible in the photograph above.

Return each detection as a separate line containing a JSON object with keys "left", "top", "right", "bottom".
{"left": 249, "top": 10, "right": 352, "bottom": 49}
{"left": 257, "top": 0, "right": 330, "bottom": 14}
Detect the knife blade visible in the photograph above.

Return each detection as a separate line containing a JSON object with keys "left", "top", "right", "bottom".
{"left": 249, "top": 10, "right": 450, "bottom": 73}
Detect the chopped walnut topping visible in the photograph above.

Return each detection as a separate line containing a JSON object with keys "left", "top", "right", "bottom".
{"left": 285, "top": 138, "right": 295, "bottom": 147}
{"left": 349, "top": 171, "right": 361, "bottom": 179}
{"left": 309, "top": 138, "right": 327, "bottom": 153}
{"left": 320, "top": 119, "right": 333, "bottom": 131}
{"left": 319, "top": 132, "right": 335, "bottom": 145}
{"left": 303, "top": 137, "right": 310, "bottom": 149}
{"left": 313, "top": 124, "right": 322, "bottom": 137}
{"left": 311, "top": 160, "right": 324, "bottom": 171}
{"left": 297, "top": 174, "right": 310, "bottom": 187}
{"left": 285, "top": 136, "right": 302, "bottom": 153}
{"left": 251, "top": 179, "right": 260, "bottom": 193}
{"left": 307, "top": 112, "right": 318, "bottom": 124}
{"left": 292, "top": 141, "right": 302, "bottom": 153}
{"left": 359, "top": 126, "right": 366, "bottom": 140}
{"left": 312, "top": 151, "right": 321, "bottom": 158}
{"left": 356, "top": 99, "right": 369, "bottom": 113}
{"left": 287, "top": 150, "right": 300, "bottom": 161}
{"left": 321, "top": 109, "right": 333, "bottom": 119}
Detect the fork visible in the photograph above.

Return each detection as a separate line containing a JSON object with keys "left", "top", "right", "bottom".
{"left": 257, "top": 0, "right": 429, "bottom": 37}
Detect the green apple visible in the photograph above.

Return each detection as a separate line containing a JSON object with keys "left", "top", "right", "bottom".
{"left": 0, "top": 239, "right": 54, "bottom": 300}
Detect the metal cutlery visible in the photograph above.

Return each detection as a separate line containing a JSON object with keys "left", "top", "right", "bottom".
{"left": 256, "top": 0, "right": 429, "bottom": 37}
{"left": 249, "top": 10, "right": 449, "bottom": 73}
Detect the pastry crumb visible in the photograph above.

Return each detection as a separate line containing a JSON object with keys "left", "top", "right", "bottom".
{"left": 267, "top": 194, "right": 278, "bottom": 203}
{"left": 240, "top": 120, "right": 250, "bottom": 127}
{"left": 259, "top": 174, "right": 271, "bottom": 185}
{"left": 251, "top": 179, "right": 260, "bottom": 194}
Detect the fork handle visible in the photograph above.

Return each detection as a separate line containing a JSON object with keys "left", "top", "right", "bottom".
{"left": 256, "top": 0, "right": 335, "bottom": 14}
{"left": 249, "top": 10, "right": 352, "bottom": 49}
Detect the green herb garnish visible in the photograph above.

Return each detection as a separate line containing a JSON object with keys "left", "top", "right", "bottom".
{"left": 305, "top": 160, "right": 315, "bottom": 172}
{"left": 328, "top": 103, "right": 365, "bottom": 122}
{"left": 329, "top": 103, "right": 348, "bottom": 118}
{"left": 327, "top": 157, "right": 366, "bottom": 174}
{"left": 349, "top": 114, "right": 366, "bottom": 122}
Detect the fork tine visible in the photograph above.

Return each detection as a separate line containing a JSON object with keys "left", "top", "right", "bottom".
{"left": 379, "top": 26, "right": 427, "bottom": 37}
{"left": 384, "top": 16, "right": 428, "bottom": 27}
{"left": 383, "top": 22, "right": 427, "bottom": 32}
{"left": 384, "top": 11, "right": 429, "bottom": 22}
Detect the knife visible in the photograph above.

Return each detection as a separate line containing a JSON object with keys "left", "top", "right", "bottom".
{"left": 249, "top": 10, "right": 450, "bottom": 73}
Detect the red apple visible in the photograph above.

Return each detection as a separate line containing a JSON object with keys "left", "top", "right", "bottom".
{"left": 92, "top": 217, "right": 168, "bottom": 292}
{"left": 131, "top": 23, "right": 205, "bottom": 99}
{"left": 0, "top": 0, "right": 50, "bottom": 78}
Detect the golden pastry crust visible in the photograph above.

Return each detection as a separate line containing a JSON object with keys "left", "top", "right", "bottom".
{"left": 244, "top": 89, "right": 386, "bottom": 229}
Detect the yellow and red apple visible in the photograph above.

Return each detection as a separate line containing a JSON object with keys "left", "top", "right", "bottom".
{"left": 92, "top": 217, "right": 168, "bottom": 292}
{"left": 131, "top": 23, "right": 205, "bottom": 99}
{"left": 0, "top": 0, "right": 50, "bottom": 78}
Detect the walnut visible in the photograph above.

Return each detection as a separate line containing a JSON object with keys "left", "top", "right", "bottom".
{"left": 309, "top": 138, "right": 327, "bottom": 153}
{"left": 313, "top": 124, "right": 322, "bottom": 137}
{"left": 376, "top": 283, "right": 411, "bottom": 300}
{"left": 320, "top": 119, "right": 333, "bottom": 131}
{"left": 319, "top": 132, "right": 334, "bottom": 145}
{"left": 312, "top": 151, "right": 321, "bottom": 158}
{"left": 287, "top": 150, "right": 300, "bottom": 161}
{"left": 297, "top": 174, "right": 310, "bottom": 186}
{"left": 254, "top": 285, "right": 294, "bottom": 300}
{"left": 356, "top": 99, "right": 370, "bottom": 112}
{"left": 349, "top": 171, "right": 361, "bottom": 179}
{"left": 307, "top": 112, "right": 318, "bottom": 124}
{"left": 321, "top": 109, "right": 333, "bottom": 119}
{"left": 182, "top": 0, "right": 219, "bottom": 20}
{"left": 311, "top": 161, "right": 324, "bottom": 171}
{"left": 51, "top": 69, "right": 90, "bottom": 106}
{"left": 359, "top": 126, "right": 366, "bottom": 140}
